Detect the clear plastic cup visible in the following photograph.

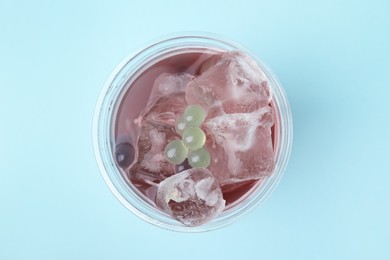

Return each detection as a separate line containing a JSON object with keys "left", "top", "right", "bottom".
{"left": 93, "top": 32, "right": 293, "bottom": 232}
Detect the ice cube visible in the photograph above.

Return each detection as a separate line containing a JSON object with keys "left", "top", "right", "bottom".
{"left": 185, "top": 51, "right": 271, "bottom": 116}
{"left": 156, "top": 168, "right": 225, "bottom": 226}
{"left": 129, "top": 74, "right": 190, "bottom": 184}
{"left": 203, "top": 106, "right": 275, "bottom": 186}
{"left": 142, "top": 92, "right": 188, "bottom": 127}
{"left": 146, "top": 73, "right": 193, "bottom": 110}
{"left": 129, "top": 119, "right": 179, "bottom": 184}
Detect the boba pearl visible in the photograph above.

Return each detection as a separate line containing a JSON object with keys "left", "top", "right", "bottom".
{"left": 183, "top": 105, "right": 206, "bottom": 127}
{"left": 115, "top": 142, "right": 135, "bottom": 168}
{"left": 164, "top": 140, "right": 188, "bottom": 165}
{"left": 175, "top": 115, "right": 187, "bottom": 135}
{"left": 188, "top": 147, "right": 211, "bottom": 168}
{"left": 182, "top": 127, "right": 206, "bottom": 150}
{"left": 174, "top": 159, "right": 192, "bottom": 173}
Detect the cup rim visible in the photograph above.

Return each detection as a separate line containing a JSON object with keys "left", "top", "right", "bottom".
{"left": 93, "top": 32, "right": 293, "bottom": 232}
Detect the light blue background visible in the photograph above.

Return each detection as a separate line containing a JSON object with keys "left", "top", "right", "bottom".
{"left": 1, "top": 0, "right": 389, "bottom": 259}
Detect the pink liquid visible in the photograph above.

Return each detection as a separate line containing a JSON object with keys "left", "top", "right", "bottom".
{"left": 113, "top": 49, "right": 277, "bottom": 209}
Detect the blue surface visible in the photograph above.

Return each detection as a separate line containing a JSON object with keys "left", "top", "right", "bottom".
{"left": 1, "top": 0, "right": 389, "bottom": 259}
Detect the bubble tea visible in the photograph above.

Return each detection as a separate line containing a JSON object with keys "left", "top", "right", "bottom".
{"left": 113, "top": 50, "right": 277, "bottom": 226}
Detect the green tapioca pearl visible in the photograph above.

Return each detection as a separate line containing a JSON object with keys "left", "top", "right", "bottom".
{"left": 164, "top": 140, "right": 188, "bottom": 165}
{"left": 175, "top": 115, "right": 187, "bottom": 135}
{"left": 183, "top": 105, "right": 206, "bottom": 127}
{"left": 188, "top": 147, "right": 211, "bottom": 168}
{"left": 182, "top": 127, "right": 206, "bottom": 150}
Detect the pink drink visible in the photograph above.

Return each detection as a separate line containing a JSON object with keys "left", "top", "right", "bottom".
{"left": 113, "top": 50, "right": 277, "bottom": 209}
{"left": 94, "top": 34, "right": 292, "bottom": 230}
